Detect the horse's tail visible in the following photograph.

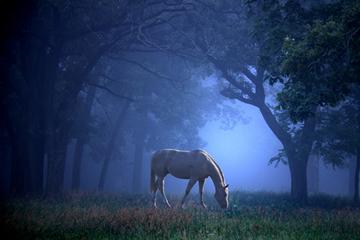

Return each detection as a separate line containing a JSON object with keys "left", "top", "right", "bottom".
{"left": 150, "top": 155, "right": 157, "bottom": 192}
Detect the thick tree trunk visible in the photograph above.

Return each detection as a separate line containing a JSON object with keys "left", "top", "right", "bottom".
{"left": 288, "top": 156, "right": 308, "bottom": 203}
{"left": 132, "top": 128, "right": 146, "bottom": 193}
{"left": 98, "top": 101, "right": 130, "bottom": 191}
{"left": 307, "top": 153, "right": 319, "bottom": 195}
{"left": 71, "top": 86, "right": 96, "bottom": 191}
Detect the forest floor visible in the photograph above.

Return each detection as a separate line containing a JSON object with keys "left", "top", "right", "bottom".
{"left": 1, "top": 191, "right": 360, "bottom": 240}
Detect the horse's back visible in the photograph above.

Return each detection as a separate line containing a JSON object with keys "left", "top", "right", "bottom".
{"left": 151, "top": 149, "right": 210, "bottom": 179}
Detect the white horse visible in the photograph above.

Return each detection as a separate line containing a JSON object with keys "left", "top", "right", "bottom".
{"left": 150, "top": 149, "right": 229, "bottom": 209}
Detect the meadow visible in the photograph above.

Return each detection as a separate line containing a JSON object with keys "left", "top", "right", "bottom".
{"left": 1, "top": 191, "right": 359, "bottom": 240}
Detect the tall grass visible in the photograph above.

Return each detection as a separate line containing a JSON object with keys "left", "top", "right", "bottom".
{"left": 1, "top": 191, "right": 359, "bottom": 240}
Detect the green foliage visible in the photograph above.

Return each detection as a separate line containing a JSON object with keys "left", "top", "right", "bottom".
{"left": 1, "top": 192, "right": 360, "bottom": 240}
{"left": 268, "top": 149, "right": 288, "bottom": 167}
{"left": 274, "top": 0, "right": 360, "bottom": 122}
{"left": 280, "top": 20, "right": 348, "bottom": 121}
{"left": 314, "top": 91, "right": 360, "bottom": 168}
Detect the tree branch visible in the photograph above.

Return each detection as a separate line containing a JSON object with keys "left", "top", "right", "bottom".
{"left": 206, "top": 54, "right": 256, "bottom": 99}
{"left": 258, "top": 102, "right": 293, "bottom": 148}
{"left": 108, "top": 56, "right": 178, "bottom": 87}
{"left": 87, "top": 83, "right": 134, "bottom": 102}
{"left": 220, "top": 87, "right": 257, "bottom": 106}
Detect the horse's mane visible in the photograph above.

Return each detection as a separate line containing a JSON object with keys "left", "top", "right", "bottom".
{"left": 203, "top": 151, "right": 225, "bottom": 185}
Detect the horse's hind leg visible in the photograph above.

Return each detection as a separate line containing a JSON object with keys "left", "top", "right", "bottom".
{"left": 181, "top": 178, "right": 197, "bottom": 209}
{"left": 158, "top": 177, "right": 171, "bottom": 208}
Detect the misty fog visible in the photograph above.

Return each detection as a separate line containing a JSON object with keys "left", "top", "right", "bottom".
{"left": 1, "top": 0, "right": 359, "bottom": 205}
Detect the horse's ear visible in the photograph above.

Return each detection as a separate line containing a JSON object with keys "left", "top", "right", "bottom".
{"left": 224, "top": 184, "right": 229, "bottom": 189}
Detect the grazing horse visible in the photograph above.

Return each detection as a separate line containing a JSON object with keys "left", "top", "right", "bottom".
{"left": 150, "top": 149, "right": 229, "bottom": 209}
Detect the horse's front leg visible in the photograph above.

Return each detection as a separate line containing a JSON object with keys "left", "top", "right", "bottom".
{"left": 198, "top": 179, "right": 207, "bottom": 209}
{"left": 152, "top": 179, "right": 159, "bottom": 208}
{"left": 158, "top": 177, "right": 171, "bottom": 208}
{"left": 181, "top": 178, "right": 197, "bottom": 209}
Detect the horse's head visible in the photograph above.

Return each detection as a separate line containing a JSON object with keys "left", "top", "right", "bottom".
{"left": 214, "top": 184, "right": 229, "bottom": 209}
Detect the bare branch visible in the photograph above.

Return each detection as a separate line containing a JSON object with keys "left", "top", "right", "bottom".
{"left": 94, "top": 95, "right": 113, "bottom": 127}
{"left": 206, "top": 54, "right": 256, "bottom": 100}
{"left": 108, "top": 56, "right": 179, "bottom": 87}
{"left": 87, "top": 82, "right": 134, "bottom": 102}
{"left": 143, "top": 4, "right": 193, "bottom": 22}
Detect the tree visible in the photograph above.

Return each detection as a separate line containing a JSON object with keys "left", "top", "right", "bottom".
{"left": 158, "top": 0, "right": 317, "bottom": 202}
{"left": 114, "top": 52, "right": 228, "bottom": 193}
{"left": 268, "top": 0, "right": 359, "bottom": 201}
{"left": 278, "top": 0, "right": 360, "bottom": 121}
{"left": 71, "top": 85, "right": 97, "bottom": 191}
{"left": 315, "top": 91, "right": 360, "bottom": 203}
{"left": 164, "top": 0, "right": 359, "bottom": 203}
{"left": 98, "top": 100, "right": 130, "bottom": 191}
{"left": 1, "top": 0, "right": 192, "bottom": 196}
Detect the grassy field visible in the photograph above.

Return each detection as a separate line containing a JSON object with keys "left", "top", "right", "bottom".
{"left": 1, "top": 191, "right": 359, "bottom": 240}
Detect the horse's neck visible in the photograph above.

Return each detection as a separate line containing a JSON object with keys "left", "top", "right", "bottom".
{"left": 208, "top": 164, "right": 223, "bottom": 190}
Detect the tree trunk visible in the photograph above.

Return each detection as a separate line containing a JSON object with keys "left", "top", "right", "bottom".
{"left": 98, "top": 101, "right": 130, "bottom": 191}
{"left": 46, "top": 51, "right": 99, "bottom": 195}
{"left": 42, "top": 38, "right": 61, "bottom": 196}
{"left": 258, "top": 101, "right": 313, "bottom": 203}
{"left": 46, "top": 130, "right": 68, "bottom": 195}
{"left": 354, "top": 148, "right": 360, "bottom": 204}
{"left": 354, "top": 99, "right": 360, "bottom": 204}
{"left": 28, "top": 132, "right": 45, "bottom": 194}
{"left": 132, "top": 128, "right": 146, "bottom": 193}
{"left": 348, "top": 157, "right": 356, "bottom": 198}
{"left": 44, "top": 47, "right": 67, "bottom": 196}
{"left": 72, "top": 138, "right": 85, "bottom": 191}
{"left": 48, "top": 46, "right": 110, "bottom": 195}
{"left": 288, "top": 154, "right": 308, "bottom": 204}
{"left": 8, "top": 33, "right": 47, "bottom": 196}
{"left": 11, "top": 4, "right": 62, "bottom": 196}
{"left": 71, "top": 86, "right": 96, "bottom": 191}
{"left": 23, "top": 36, "right": 45, "bottom": 195}
{"left": 9, "top": 136, "right": 26, "bottom": 196}
{"left": 3, "top": 95, "right": 26, "bottom": 196}
{"left": 307, "top": 153, "right": 319, "bottom": 195}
